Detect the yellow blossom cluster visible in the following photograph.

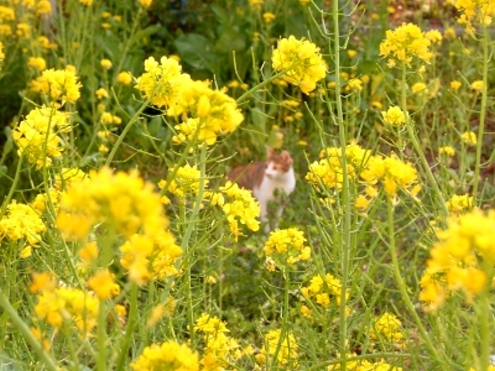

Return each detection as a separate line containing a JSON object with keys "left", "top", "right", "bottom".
{"left": 381, "top": 106, "right": 406, "bottom": 126}
{"left": 158, "top": 163, "right": 207, "bottom": 202}
{"left": 263, "top": 228, "right": 311, "bottom": 271}
{"left": 451, "top": 0, "right": 495, "bottom": 29}
{"left": 87, "top": 269, "right": 120, "bottom": 300}
{"left": 301, "top": 273, "right": 350, "bottom": 310}
{"left": 258, "top": 329, "right": 298, "bottom": 368}
{"left": 136, "top": 56, "right": 244, "bottom": 145}
{"left": 135, "top": 56, "right": 187, "bottom": 108}
{"left": 13, "top": 106, "right": 71, "bottom": 168}
{"left": 119, "top": 232, "right": 182, "bottom": 285}
{"left": 30, "top": 68, "right": 82, "bottom": 104}
{"left": 0, "top": 200, "right": 46, "bottom": 251}
{"left": 327, "top": 354, "right": 403, "bottom": 371}
{"left": 420, "top": 209, "right": 495, "bottom": 311}
{"left": 439, "top": 146, "right": 456, "bottom": 157}
{"left": 306, "top": 143, "right": 371, "bottom": 190}
{"left": 0, "top": 41, "right": 4, "bottom": 66}
{"left": 370, "top": 313, "right": 405, "bottom": 343}
{"left": 446, "top": 194, "right": 473, "bottom": 216}
{"left": 169, "top": 79, "right": 244, "bottom": 145}
{"left": 194, "top": 314, "right": 246, "bottom": 370}
{"left": 461, "top": 130, "right": 477, "bottom": 145}
{"left": 56, "top": 167, "right": 169, "bottom": 240}
{"left": 206, "top": 181, "right": 260, "bottom": 241}
{"left": 131, "top": 340, "right": 199, "bottom": 371}
{"left": 33, "top": 285, "right": 99, "bottom": 338}
{"left": 379, "top": 23, "right": 433, "bottom": 67}
{"left": 272, "top": 35, "right": 327, "bottom": 94}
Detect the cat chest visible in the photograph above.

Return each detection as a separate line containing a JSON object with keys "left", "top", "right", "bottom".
{"left": 253, "top": 173, "right": 296, "bottom": 201}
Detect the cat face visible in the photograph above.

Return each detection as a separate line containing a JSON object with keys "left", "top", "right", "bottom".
{"left": 265, "top": 148, "right": 293, "bottom": 179}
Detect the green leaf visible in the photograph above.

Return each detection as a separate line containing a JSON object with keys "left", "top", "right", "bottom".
{"left": 174, "top": 33, "right": 219, "bottom": 76}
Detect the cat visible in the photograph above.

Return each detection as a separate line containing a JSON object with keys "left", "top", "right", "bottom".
{"left": 227, "top": 147, "right": 296, "bottom": 232}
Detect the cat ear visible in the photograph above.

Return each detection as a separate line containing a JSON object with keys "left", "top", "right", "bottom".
{"left": 281, "top": 150, "right": 293, "bottom": 165}
{"left": 266, "top": 146, "right": 276, "bottom": 158}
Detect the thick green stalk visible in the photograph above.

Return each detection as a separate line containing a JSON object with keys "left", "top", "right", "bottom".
{"left": 472, "top": 24, "right": 490, "bottom": 203}
{"left": 330, "top": 2, "right": 352, "bottom": 369}
{"left": 115, "top": 282, "right": 138, "bottom": 371}
{"left": 0, "top": 289, "right": 59, "bottom": 371}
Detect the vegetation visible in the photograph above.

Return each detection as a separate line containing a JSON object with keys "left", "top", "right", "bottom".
{"left": 0, "top": 0, "right": 495, "bottom": 370}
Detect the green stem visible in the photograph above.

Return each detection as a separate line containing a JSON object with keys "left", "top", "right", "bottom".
{"left": 400, "top": 62, "right": 448, "bottom": 217}
{"left": 472, "top": 24, "right": 489, "bottom": 204}
{"left": 115, "top": 282, "right": 138, "bottom": 371}
{"left": 96, "top": 300, "right": 107, "bottom": 371}
{"left": 386, "top": 200, "right": 448, "bottom": 370}
{"left": 271, "top": 270, "right": 291, "bottom": 368}
{"left": 104, "top": 101, "right": 150, "bottom": 167}
{"left": 180, "top": 143, "right": 208, "bottom": 343}
{"left": 332, "top": 1, "right": 352, "bottom": 367}
{"left": 236, "top": 69, "right": 291, "bottom": 104}
{"left": 0, "top": 155, "right": 23, "bottom": 217}
{"left": 0, "top": 289, "right": 58, "bottom": 371}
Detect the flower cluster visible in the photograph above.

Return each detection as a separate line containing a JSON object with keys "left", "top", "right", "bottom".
{"left": 452, "top": 0, "right": 495, "bottom": 30}
{"left": 0, "top": 200, "right": 46, "bottom": 253}
{"left": 263, "top": 228, "right": 311, "bottom": 271}
{"left": 194, "top": 314, "right": 245, "bottom": 370}
{"left": 272, "top": 35, "right": 327, "bottom": 94}
{"left": 420, "top": 209, "right": 495, "bottom": 311}
{"left": 379, "top": 23, "right": 433, "bottom": 67}
{"left": 13, "top": 106, "right": 71, "bottom": 168}
{"left": 169, "top": 79, "right": 244, "bottom": 145}
{"left": 135, "top": 56, "right": 187, "bottom": 108}
{"left": 306, "top": 143, "right": 371, "bottom": 190}
{"left": 446, "top": 194, "right": 473, "bottom": 217}
{"left": 131, "top": 340, "right": 199, "bottom": 371}
{"left": 30, "top": 68, "right": 82, "bottom": 104}
{"left": 206, "top": 181, "right": 260, "bottom": 241}
{"left": 56, "top": 167, "right": 169, "bottom": 240}
{"left": 258, "top": 329, "right": 298, "bottom": 368}
{"left": 301, "top": 273, "right": 350, "bottom": 311}
{"left": 33, "top": 286, "right": 99, "bottom": 338}
{"left": 158, "top": 164, "right": 206, "bottom": 202}
{"left": 381, "top": 106, "right": 406, "bottom": 126}
{"left": 370, "top": 313, "right": 404, "bottom": 343}
{"left": 136, "top": 56, "right": 244, "bottom": 146}
{"left": 119, "top": 232, "right": 182, "bottom": 285}
{"left": 327, "top": 354, "right": 403, "bottom": 371}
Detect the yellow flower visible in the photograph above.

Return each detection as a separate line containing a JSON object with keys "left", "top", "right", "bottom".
{"left": 0, "top": 200, "right": 46, "bottom": 246}
{"left": 28, "top": 57, "right": 46, "bottom": 71}
{"left": 450, "top": 80, "right": 462, "bottom": 91}
{"left": 261, "top": 329, "right": 298, "bottom": 368}
{"left": 381, "top": 106, "right": 406, "bottom": 126}
{"left": 79, "top": 0, "right": 93, "bottom": 5}
{"left": 169, "top": 79, "right": 244, "bottom": 145}
{"left": 446, "top": 194, "right": 473, "bottom": 216}
{"left": 461, "top": 130, "right": 477, "bottom": 145}
{"left": 411, "top": 82, "right": 427, "bottom": 94}
{"left": 206, "top": 181, "right": 260, "bottom": 241}
{"left": 135, "top": 55, "right": 189, "bottom": 108}
{"left": 272, "top": 35, "right": 327, "bottom": 94}
{"left": 425, "top": 29, "right": 443, "bottom": 44}
{"left": 371, "top": 313, "right": 404, "bottom": 342}
{"left": 158, "top": 164, "right": 207, "bottom": 200}
{"left": 347, "top": 78, "right": 363, "bottom": 92}
{"left": 95, "top": 88, "right": 109, "bottom": 99}
{"left": 131, "top": 341, "right": 199, "bottom": 371}
{"left": 13, "top": 106, "right": 71, "bottom": 168}
{"left": 264, "top": 228, "right": 311, "bottom": 269}
{"left": 117, "top": 71, "right": 132, "bottom": 85}
{"left": 379, "top": 23, "right": 433, "bottom": 66}
{"left": 138, "top": 0, "right": 153, "bottom": 8}
{"left": 470, "top": 79, "right": 484, "bottom": 92}
{"left": 439, "top": 146, "right": 456, "bottom": 157}
{"left": 30, "top": 68, "right": 82, "bottom": 104}
{"left": 263, "top": 12, "right": 275, "bottom": 23}
{"left": 56, "top": 167, "right": 170, "bottom": 240}
{"left": 88, "top": 269, "right": 116, "bottom": 299}
{"left": 100, "top": 59, "right": 112, "bottom": 69}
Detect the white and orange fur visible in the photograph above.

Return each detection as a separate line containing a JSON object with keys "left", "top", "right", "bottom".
{"left": 228, "top": 147, "right": 296, "bottom": 231}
